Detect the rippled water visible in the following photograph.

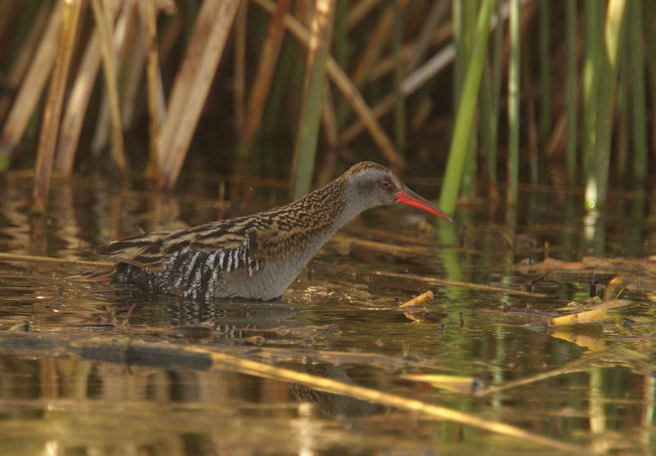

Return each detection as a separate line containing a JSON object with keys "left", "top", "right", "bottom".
{"left": 1, "top": 174, "right": 655, "bottom": 455}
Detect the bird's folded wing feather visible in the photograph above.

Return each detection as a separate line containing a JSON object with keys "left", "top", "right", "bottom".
{"left": 95, "top": 221, "right": 257, "bottom": 275}
{"left": 95, "top": 231, "right": 173, "bottom": 273}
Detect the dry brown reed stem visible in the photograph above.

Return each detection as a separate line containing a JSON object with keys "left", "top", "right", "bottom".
{"left": 0, "top": 3, "right": 50, "bottom": 121}
{"left": 521, "top": 37, "right": 539, "bottom": 183}
{"left": 400, "top": 373, "right": 481, "bottom": 393}
{"left": 341, "top": 226, "right": 441, "bottom": 247}
{"left": 327, "top": 60, "right": 405, "bottom": 168}
{"left": 156, "top": 0, "right": 240, "bottom": 191}
{"left": 144, "top": 0, "right": 165, "bottom": 178}
{"left": 0, "top": 1, "right": 13, "bottom": 42}
{"left": 407, "top": 0, "right": 451, "bottom": 72}
{"left": 341, "top": 44, "right": 456, "bottom": 144}
{"left": 546, "top": 111, "right": 567, "bottom": 160}
{"left": 350, "top": 0, "right": 407, "bottom": 88}
{"left": 399, "top": 290, "right": 434, "bottom": 308}
{"left": 89, "top": 0, "right": 127, "bottom": 173}
{"left": 55, "top": 1, "right": 125, "bottom": 173}
{"left": 368, "top": 18, "right": 455, "bottom": 84}
{"left": 547, "top": 299, "right": 632, "bottom": 327}
{"left": 253, "top": 0, "right": 404, "bottom": 169}
{"left": 332, "top": 233, "right": 444, "bottom": 257}
{"left": 235, "top": 0, "right": 293, "bottom": 174}
{"left": 374, "top": 270, "right": 547, "bottom": 299}
{"left": 32, "top": 0, "right": 81, "bottom": 214}
{"left": 90, "top": 2, "right": 133, "bottom": 156}
{"left": 322, "top": 87, "right": 340, "bottom": 149}
{"left": 346, "top": 0, "right": 382, "bottom": 30}
{"left": 1, "top": 3, "right": 62, "bottom": 153}
{"left": 233, "top": 2, "right": 248, "bottom": 134}
{"left": 119, "top": 5, "right": 147, "bottom": 126}
{"left": 314, "top": 86, "right": 340, "bottom": 187}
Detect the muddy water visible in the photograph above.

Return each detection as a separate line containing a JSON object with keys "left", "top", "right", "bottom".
{"left": 0, "top": 175, "right": 655, "bottom": 455}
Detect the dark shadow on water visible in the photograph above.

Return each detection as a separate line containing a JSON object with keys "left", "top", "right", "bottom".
{"left": 287, "top": 362, "right": 385, "bottom": 418}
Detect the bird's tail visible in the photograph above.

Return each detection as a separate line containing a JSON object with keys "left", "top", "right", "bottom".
{"left": 65, "top": 266, "right": 115, "bottom": 283}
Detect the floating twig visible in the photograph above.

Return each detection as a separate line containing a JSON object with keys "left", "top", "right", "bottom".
{"left": 375, "top": 270, "right": 548, "bottom": 298}
{"left": 399, "top": 290, "right": 433, "bottom": 308}
{"left": 545, "top": 299, "right": 632, "bottom": 327}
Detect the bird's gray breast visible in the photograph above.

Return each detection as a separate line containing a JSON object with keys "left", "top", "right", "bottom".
{"left": 238, "top": 229, "right": 336, "bottom": 300}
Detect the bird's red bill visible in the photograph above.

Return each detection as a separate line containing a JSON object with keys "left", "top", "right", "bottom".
{"left": 396, "top": 189, "right": 452, "bottom": 221}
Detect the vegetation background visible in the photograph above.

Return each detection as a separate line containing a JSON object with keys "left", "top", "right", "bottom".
{"left": 0, "top": 0, "right": 650, "bottom": 214}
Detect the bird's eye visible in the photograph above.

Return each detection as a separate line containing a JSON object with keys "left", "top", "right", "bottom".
{"left": 381, "top": 179, "right": 392, "bottom": 189}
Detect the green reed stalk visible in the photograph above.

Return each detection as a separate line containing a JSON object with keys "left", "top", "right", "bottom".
{"left": 438, "top": 0, "right": 494, "bottom": 214}
{"left": 506, "top": 0, "right": 519, "bottom": 205}
{"left": 479, "top": 62, "right": 496, "bottom": 190}
{"left": 524, "top": 42, "right": 539, "bottom": 187}
{"left": 582, "top": 1, "right": 602, "bottom": 177}
{"left": 584, "top": 0, "right": 627, "bottom": 210}
{"left": 479, "top": 0, "right": 503, "bottom": 197}
{"left": 538, "top": 0, "right": 551, "bottom": 153}
{"left": 334, "top": 0, "right": 347, "bottom": 68}
{"left": 452, "top": 0, "right": 477, "bottom": 199}
{"left": 262, "top": 29, "right": 303, "bottom": 152}
{"left": 292, "top": 0, "right": 335, "bottom": 199}
{"left": 616, "top": 38, "right": 628, "bottom": 180}
{"left": 480, "top": 5, "right": 501, "bottom": 194}
{"left": 565, "top": 0, "right": 577, "bottom": 184}
{"left": 490, "top": 0, "right": 503, "bottom": 178}
{"left": 453, "top": 0, "right": 466, "bottom": 105}
{"left": 629, "top": 0, "right": 647, "bottom": 184}
{"left": 392, "top": 0, "right": 406, "bottom": 153}
{"left": 460, "top": 0, "right": 478, "bottom": 198}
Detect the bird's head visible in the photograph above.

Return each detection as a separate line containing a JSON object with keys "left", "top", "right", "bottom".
{"left": 342, "top": 162, "right": 452, "bottom": 221}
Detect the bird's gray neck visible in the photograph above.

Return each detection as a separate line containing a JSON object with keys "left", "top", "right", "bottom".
{"left": 314, "top": 175, "right": 375, "bottom": 235}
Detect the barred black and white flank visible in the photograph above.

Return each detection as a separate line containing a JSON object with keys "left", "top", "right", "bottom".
{"left": 95, "top": 162, "right": 451, "bottom": 300}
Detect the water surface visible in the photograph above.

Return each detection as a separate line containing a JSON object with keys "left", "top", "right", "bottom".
{"left": 0, "top": 175, "right": 655, "bottom": 455}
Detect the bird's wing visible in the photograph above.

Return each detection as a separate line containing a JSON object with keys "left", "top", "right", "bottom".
{"left": 95, "top": 219, "right": 256, "bottom": 275}
{"left": 95, "top": 229, "right": 176, "bottom": 273}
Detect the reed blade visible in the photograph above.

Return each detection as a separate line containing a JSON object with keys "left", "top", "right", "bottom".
{"left": 156, "top": 0, "right": 240, "bottom": 191}
{"left": 32, "top": 0, "right": 81, "bottom": 214}
{"left": 565, "top": 0, "right": 577, "bottom": 184}
{"left": 291, "top": 0, "right": 336, "bottom": 199}
{"left": 584, "top": 0, "right": 627, "bottom": 210}
{"left": 438, "top": 0, "right": 494, "bottom": 214}
{"left": 506, "top": 0, "right": 520, "bottom": 205}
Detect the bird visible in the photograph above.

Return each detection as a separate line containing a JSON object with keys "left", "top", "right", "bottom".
{"left": 95, "top": 162, "right": 452, "bottom": 301}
